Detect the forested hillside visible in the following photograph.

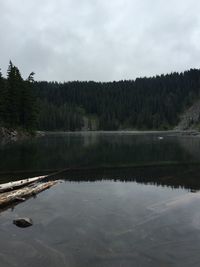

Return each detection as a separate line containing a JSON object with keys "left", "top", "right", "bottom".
{"left": 1, "top": 63, "right": 200, "bottom": 131}
{"left": 34, "top": 69, "right": 200, "bottom": 130}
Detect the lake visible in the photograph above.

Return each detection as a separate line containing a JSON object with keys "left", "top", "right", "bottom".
{"left": 1, "top": 131, "right": 200, "bottom": 267}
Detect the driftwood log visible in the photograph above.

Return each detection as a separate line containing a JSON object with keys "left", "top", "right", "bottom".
{"left": 0, "top": 180, "right": 58, "bottom": 208}
{"left": 0, "top": 175, "right": 47, "bottom": 193}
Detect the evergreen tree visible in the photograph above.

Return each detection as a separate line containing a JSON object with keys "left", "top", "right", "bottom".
{"left": 0, "top": 62, "right": 38, "bottom": 131}
{"left": 6, "top": 61, "right": 23, "bottom": 127}
{"left": 20, "top": 72, "right": 37, "bottom": 129}
{"left": 0, "top": 69, "right": 6, "bottom": 125}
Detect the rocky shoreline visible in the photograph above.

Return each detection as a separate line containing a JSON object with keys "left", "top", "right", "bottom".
{"left": 0, "top": 127, "right": 34, "bottom": 143}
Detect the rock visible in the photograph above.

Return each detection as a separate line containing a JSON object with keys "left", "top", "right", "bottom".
{"left": 175, "top": 99, "right": 200, "bottom": 130}
{"left": 13, "top": 218, "right": 33, "bottom": 228}
{"left": 0, "top": 127, "right": 33, "bottom": 143}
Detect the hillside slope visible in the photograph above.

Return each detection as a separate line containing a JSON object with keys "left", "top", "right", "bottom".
{"left": 175, "top": 99, "right": 200, "bottom": 130}
{"left": 35, "top": 69, "right": 200, "bottom": 131}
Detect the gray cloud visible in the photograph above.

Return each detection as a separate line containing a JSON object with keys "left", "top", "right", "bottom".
{"left": 0, "top": 0, "right": 200, "bottom": 81}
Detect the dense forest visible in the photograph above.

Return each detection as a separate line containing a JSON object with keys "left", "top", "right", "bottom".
{"left": 0, "top": 62, "right": 37, "bottom": 131}
{"left": 1, "top": 62, "right": 200, "bottom": 131}
{"left": 34, "top": 69, "right": 200, "bottom": 130}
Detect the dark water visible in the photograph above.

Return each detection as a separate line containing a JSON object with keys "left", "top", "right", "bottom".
{"left": 1, "top": 132, "right": 200, "bottom": 267}
{"left": 0, "top": 131, "right": 200, "bottom": 175}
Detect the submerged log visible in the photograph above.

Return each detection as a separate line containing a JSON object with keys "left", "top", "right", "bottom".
{"left": 0, "top": 181, "right": 58, "bottom": 208}
{"left": 0, "top": 175, "right": 47, "bottom": 193}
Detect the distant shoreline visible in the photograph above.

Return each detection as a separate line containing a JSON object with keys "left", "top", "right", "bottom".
{"left": 37, "top": 129, "right": 200, "bottom": 136}
{"left": 1, "top": 128, "right": 199, "bottom": 143}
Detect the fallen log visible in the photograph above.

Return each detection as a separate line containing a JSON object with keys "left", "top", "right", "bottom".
{"left": 0, "top": 175, "right": 47, "bottom": 193}
{"left": 0, "top": 181, "right": 58, "bottom": 208}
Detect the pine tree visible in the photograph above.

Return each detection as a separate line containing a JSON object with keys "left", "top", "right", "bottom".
{"left": 2, "top": 62, "right": 38, "bottom": 130}
{"left": 0, "top": 69, "right": 6, "bottom": 125}
{"left": 6, "top": 61, "right": 23, "bottom": 127}
{"left": 20, "top": 72, "right": 38, "bottom": 130}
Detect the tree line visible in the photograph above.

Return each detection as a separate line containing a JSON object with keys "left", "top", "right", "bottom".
{"left": 34, "top": 68, "right": 200, "bottom": 130}
{"left": 1, "top": 62, "right": 200, "bottom": 131}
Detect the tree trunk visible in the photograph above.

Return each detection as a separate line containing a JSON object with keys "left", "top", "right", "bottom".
{"left": 0, "top": 181, "right": 58, "bottom": 208}
{"left": 0, "top": 175, "right": 47, "bottom": 193}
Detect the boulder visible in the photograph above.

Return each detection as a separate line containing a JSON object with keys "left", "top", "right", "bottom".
{"left": 13, "top": 218, "right": 33, "bottom": 228}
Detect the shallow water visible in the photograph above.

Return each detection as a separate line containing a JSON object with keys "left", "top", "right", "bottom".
{"left": 1, "top": 132, "right": 200, "bottom": 266}
{"left": 1, "top": 181, "right": 200, "bottom": 267}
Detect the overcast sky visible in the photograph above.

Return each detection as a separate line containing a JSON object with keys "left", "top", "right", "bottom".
{"left": 0, "top": 0, "right": 200, "bottom": 81}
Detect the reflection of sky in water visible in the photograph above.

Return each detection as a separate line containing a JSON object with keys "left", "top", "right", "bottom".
{"left": 1, "top": 181, "right": 200, "bottom": 267}
{"left": 0, "top": 132, "right": 200, "bottom": 172}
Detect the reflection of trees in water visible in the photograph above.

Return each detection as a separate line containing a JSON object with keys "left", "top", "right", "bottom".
{"left": 82, "top": 132, "right": 99, "bottom": 147}
{"left": 51, "top": 164, "right": 200, "bottom": 192}
{"left": 1, "top": 163, "right": 200, "bottom": 192}
{"left": 0, "top": 133, "right": 199, "bottom": 173}
{"left": 177, "top": 137, "right": 200, "bottom": 161}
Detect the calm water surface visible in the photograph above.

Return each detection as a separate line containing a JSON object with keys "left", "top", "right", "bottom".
{"left": 0, "top": 131, "right": 200, "bottom": 175}
{"left": 1, "top": 132, "right": 200, "bottom": 267}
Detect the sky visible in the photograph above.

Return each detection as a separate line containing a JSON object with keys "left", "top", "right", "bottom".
{"left": 0, "top": 0, "right": 200, "bottom": 82}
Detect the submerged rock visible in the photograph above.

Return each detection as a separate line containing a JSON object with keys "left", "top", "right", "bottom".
{"left": 13, "top": 218, "right": 33, "bottom": 228}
